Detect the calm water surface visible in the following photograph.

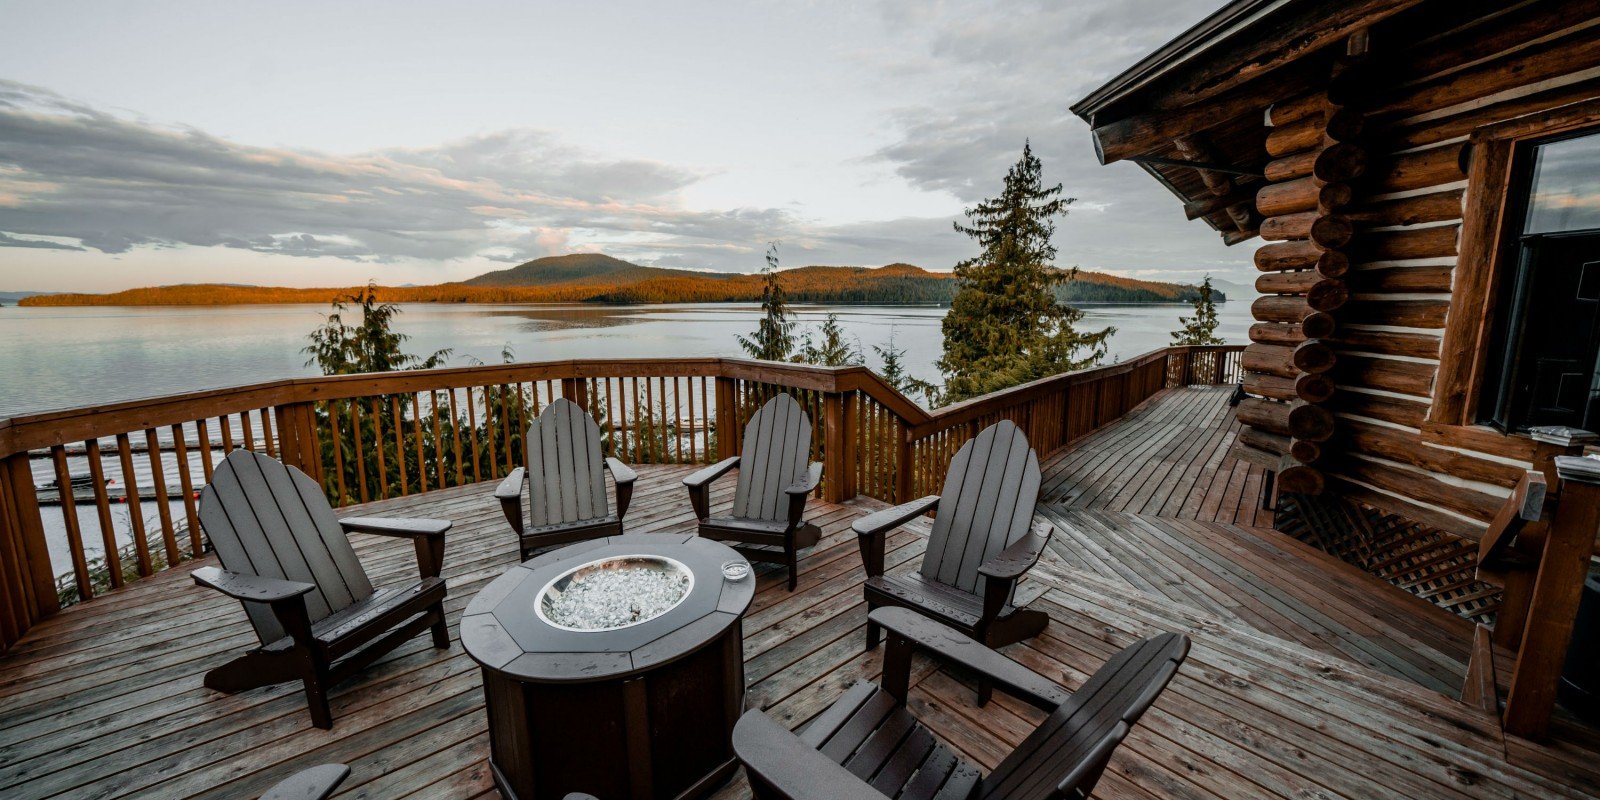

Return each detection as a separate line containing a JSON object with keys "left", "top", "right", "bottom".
{"left": 0, "top": 300, "right": 1251, "bottom": 579}
{"left": 0, "top": 301, "right": 1250, "bottom": 416}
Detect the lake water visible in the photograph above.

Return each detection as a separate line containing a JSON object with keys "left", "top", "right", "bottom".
{"left": 0, "top": 300, "right": 1252, "bottom": 417}
{"left": 0, "top": 299, "right": 1252, "bottom": 580}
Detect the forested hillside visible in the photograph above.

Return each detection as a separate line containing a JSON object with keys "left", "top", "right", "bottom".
{"left": 21, "top": 255, "right": 1221, "bottom": 306}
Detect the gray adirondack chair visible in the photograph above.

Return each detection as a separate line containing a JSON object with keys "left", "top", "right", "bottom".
{"left": 192, "top": 449, "right": 450, "bottom": 729}
{"left": 733, "top": 607, "right": 1189, "bottom": 800}
{"left": 496, "top": 397, "right": 637, "bottom": 560}
{"left": 856, "top": 420, "right": 1051, "bottom": 696}
{"left": 684, "top": 393, "right": 822, "bottom": 590}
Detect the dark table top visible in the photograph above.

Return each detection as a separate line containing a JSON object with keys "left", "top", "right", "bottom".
{"left": 461, "top": 533, "right": 754, "bottom": 682}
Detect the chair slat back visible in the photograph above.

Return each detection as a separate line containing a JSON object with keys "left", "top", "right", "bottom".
{"left": 920, "top": 420, "right": 1040, "bottom": 594}
{"left": 199, "top": 449, "right": 374, "bottom": 644}
{"left": 980, "top": 633, "right": 1189, "bottom": 800}
{"left": 732, "top": 393, "right": 812, "bottom": 522}
{"left": 524, "top": 398, "right": 609, "bottom": 528}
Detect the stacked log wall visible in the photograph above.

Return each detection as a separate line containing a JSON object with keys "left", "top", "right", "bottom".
{"left": 1232, "top": 40, "right": 1370, "bottom": 496}
{"left": 1291, "top": 0, "right": 1600, "bottom": 538}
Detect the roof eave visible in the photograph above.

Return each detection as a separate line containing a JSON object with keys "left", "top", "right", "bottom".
{"left": 1070, "top": 0, "right": 1297, "bottom": 123}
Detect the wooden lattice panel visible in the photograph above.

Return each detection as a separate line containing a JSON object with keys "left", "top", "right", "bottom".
{"left": 1275, "top": 492, "right": 1501, "bottom": 624}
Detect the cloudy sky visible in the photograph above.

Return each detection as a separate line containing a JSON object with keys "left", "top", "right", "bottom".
{"left": 0, "top": 0, "right": 1253, "bottom": 292}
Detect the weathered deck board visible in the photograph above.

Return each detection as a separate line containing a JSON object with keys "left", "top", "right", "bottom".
{"left": 1, "top": 395, "right": 1598, "bottom": 797}
{"left": 1041, "top": 385, "right": 1272, "bottom": 527}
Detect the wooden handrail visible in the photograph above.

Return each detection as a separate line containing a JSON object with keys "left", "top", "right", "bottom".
{"left": 0, "top": 343, "right": 1243, "bottom": 652}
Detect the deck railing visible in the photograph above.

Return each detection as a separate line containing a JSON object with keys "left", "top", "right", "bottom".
{"left": 0, "top": 344, "right": 1241, "bottom": 650}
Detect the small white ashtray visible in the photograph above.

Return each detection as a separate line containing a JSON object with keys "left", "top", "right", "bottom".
{"left": 721, "top": 560, "right": 750, "bottom": 581}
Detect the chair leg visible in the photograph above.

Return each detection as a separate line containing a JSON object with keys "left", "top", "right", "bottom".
{"left": 866, "top": 618, "right": 882, "bottom": 651}
{"left": 977, "top": 679, "right": 993, "bottom": 708}
{"left": 429, "top": 603, "right": 450, "bottom": 649}
{"left": 787, "top": 548, "right": 799, "bottom": 592}
{"left": 303, "top": 662, "right": 334, "bottom": 730}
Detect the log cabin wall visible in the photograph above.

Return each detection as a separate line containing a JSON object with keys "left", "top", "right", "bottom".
{"left": 1074, "top": 0, "right": 1600, "bottom": 621}
{"left": 1303, "top": 0, "right": 1600, "bottom": 538}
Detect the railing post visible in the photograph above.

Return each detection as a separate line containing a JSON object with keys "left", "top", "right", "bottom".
{"left": 823, "top": 391, "right": 848, "bottom": 502}
{"left": 714, "top": 376, "right": 738, "bottom": 460}
{"left": 1504, "top": 466, "right": 1600, "bottom": 740}
{"left": 895, "top": 433, "right": 913, "bottom": 504}
{"left": 559, "top": 377, "right": 590, "bottom": 411}
{"left": 274, "top": 402, "right": 322, "bottom": 484}
{"left": 1, "top": 452, "right": 58, "bottom": 627}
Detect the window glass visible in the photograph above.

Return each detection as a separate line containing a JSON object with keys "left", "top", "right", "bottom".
{"left": 1525, "top": 130, "right": 1600, "bottom": 234}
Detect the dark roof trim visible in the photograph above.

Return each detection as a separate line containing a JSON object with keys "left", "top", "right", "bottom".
{"left": 1070, "top": 0, "right": 1295, "bottom": 123}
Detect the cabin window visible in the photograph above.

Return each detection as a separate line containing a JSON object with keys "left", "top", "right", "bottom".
{"left": 1481, "top": 128, "right": 1600, "bottom": 432}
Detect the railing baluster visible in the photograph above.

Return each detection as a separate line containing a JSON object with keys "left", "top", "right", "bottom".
{"left": 239, "top": 411, "right": 255, "bottom": 451}
{"left": 50, "top": 445, "right": 92, "bottom": 601}
{"left": 171, "top": 424, "right": 203, "bottom": 555}
{"left": 196, "top": 418, "right": 216, "bottom": 484}
{"left": 412, "top": 393, "right": 429, "bottom": 494}
{"left": 349, "top": 401, "right": 369, "bottom": 504}
{"left": 143, "top": 429, "right": 180, "bottom": 564}
{"left": 501, "top": 385, "right": 515, "bottom": 474}
{"left": 483, "top": 386, "right": 499, "bottom": 481}
{"left": 114, "top": 433, "right": 153, "bottom": 576}
{"left": 466, "top": 387, "right": 482, "bottom": 483}
{"left": 391, "top": 395, "right": 409, "bottom": 496}
{"left": 327, "top": 401, "right": 347, "bottom": 503}
{"left": 447, "top": 389, "right": 465, "bottom": 486}
{"left": 260, "top": 408, "right": 277, "bottom": 457}
{"left": 83, "top": 440, "right": 121, "bottom": 587}
{"left": 369, "top": 398, "right": 388, "bottom": 500}
{"left": 431, "top": 391, "right": 447, "bottom": 489}
{"left": 218, "top": 415, "right": 235, "bottom": 454}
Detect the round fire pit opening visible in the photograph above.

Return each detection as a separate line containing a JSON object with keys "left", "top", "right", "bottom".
{"left": 536, "top": 554, "right": 694, "bottom": 632}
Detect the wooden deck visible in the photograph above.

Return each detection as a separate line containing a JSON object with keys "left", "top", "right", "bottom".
{"left": 3, "top": 388, "right": 1600, "bottom": 798}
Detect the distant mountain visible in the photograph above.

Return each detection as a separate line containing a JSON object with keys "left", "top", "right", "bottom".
{"left": 462, "top": 253, "right": 704, "bottom": 288}
{"left": 22, "top": 255, "right": 1221, "bottom": 306}
{"left": 0, "top": 290, "right": 55, "bottom": 304}
{"left": 1207, "top": 278, "right": 1256, "bottom": 300}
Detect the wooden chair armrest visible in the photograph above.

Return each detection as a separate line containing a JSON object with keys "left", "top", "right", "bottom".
{"left": 193, "top": 566, "right": 314, "bottom": 604}
{"left": 785, "top": 462, "right": 824, "bottom": 496}
{"left": 495, "top": 467, "right": 526, "bottom": 500}
{"left": 605, "top": 457, "right": 637, "bottom": 485}
{"left": 260, "top": 763, "right": 350, "bottom": 800}
{"left": 978, "top": 528, "right": 1050, "bottom": 582}
{"left": 339, "top": 517, "right": 450, "bottom": 578}
{"left": 852, "top": 495, "right": 940, "bottom": 539}
{"left": 732, "top": 710, "right": 887, "bottom": 800}
{"left": 871, "top": 607, "right": 1068, "bottom": 712}
{"left": 783, "top": 462, "right": 824, "bottom": 527}
{"left": 685, "top": 456, "right": 739, "bottom": 521}
{"left": 339, "top": 516, "right": 451, "bottom": 539}
{"left": 496, "top": 468, "right": 526, "bottom": 534}
{"left": 683, "top": 456, "right": 739, "bottom": 489}
{"left": 606, "top": 458, "right": 636, "bottom": 521}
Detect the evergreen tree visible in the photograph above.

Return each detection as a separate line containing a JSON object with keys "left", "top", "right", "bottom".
{"left": 874, "top": 329, "right": 941, "bottom": 407}
{"left": 800, "top": 313, "right": 862, "bottom": 366}
{"left": 937, "top": 142, "right": 1112, "bottom": 402}
{"left": 1171, "top": 275, "right": 1225, "bottom": 346}
{"left": 304, "top": 281, "right": 450, "bottom": 375}
{"left": 304, "top": 283, "right": 453, "bottom": 504}
{"left": 736, "top": 244, "right": 799, "bottom": 362}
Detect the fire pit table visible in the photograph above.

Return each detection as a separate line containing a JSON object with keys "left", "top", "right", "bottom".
{"left": 461, "top": 533, "right": 755, "bottom": 800}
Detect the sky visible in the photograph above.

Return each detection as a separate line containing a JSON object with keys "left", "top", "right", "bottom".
{"left": 0, "top": 0, "right": 1255, "bottom": 292}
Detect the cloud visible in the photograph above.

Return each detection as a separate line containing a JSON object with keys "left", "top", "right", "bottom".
{"left": 0, "top": 231, "right": 83, "bottom": 250}
{"left": 0, "top": 0, "right": 1261, "bottom": 287}
{"left": 0, "top": 79, "right": 774, "bottom": 267}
